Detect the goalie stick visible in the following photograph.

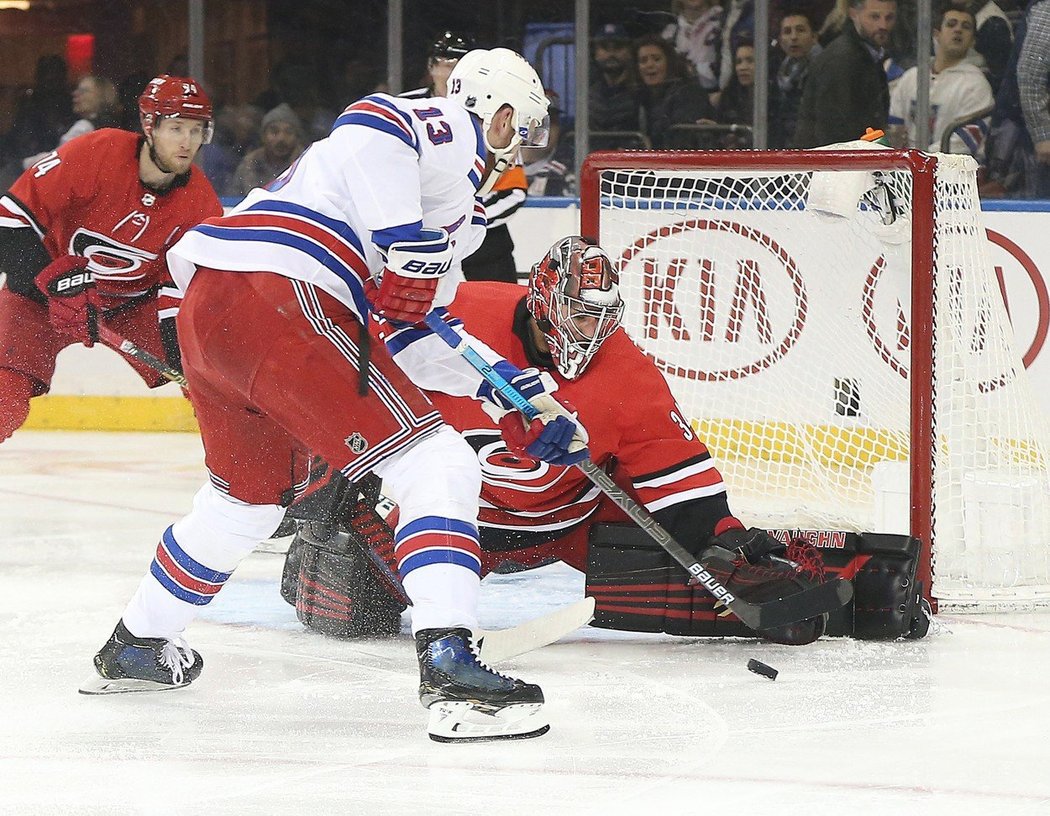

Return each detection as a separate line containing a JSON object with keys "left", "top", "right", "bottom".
{"left": 423, "top": 312, "right": 853, "bottom": 632}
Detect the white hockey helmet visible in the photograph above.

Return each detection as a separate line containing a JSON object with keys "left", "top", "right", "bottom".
{"left": 447, "top": 48, "right": 550, "bottom": 193}
{"left": 528, "top": 236, "right": 624, "bottom": 380}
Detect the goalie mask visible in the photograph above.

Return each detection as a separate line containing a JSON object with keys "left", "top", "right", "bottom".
{"left": 527, "top": 236, "right": 624, "bottom": 380}
{"left": 447, "top": 48, "right": 550, "bottom": 194}
{"left": 138, "top": 74, "right": 214, "bottom": 144}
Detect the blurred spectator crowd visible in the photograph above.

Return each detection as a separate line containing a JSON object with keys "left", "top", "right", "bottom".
{"left": 568, "top": 0, "right": 1048, "bottom": 198}
{"left": 3, "top": 0, "right": 1050, "bottom": 200}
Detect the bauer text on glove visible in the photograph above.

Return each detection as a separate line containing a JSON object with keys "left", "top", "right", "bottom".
{"left": 368, "top": 228, "right": 452, "bottom": 324}
{"left": 35, "top": 255, "right": 100, "bottom": 347}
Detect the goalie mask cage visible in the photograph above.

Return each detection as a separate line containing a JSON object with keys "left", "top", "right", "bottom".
{"left": 580, "top": 149, "right": 1050, "bottom": 611}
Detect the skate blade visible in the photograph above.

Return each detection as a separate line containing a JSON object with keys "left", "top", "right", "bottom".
{"left": 427, "top": 701, "right": 549, "bottom": 743}
{"left": 78, "top": 675, "right": 190, "bottom": 695}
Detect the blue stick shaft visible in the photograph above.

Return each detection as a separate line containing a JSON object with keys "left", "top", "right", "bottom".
{"left": 424, "top": 312, "right": 539, "bottom": 419}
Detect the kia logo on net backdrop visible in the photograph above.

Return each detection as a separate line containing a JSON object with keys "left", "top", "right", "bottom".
{"left": 619, "top": 219, "right": 808, "bottom": 382}
{"left": 618, "top": 219, "right": 1047, "bottom": 385}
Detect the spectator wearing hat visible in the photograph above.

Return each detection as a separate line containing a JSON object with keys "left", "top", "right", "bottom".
{"left": 226, "top": 104, "right": 304, "bottom": 198}
{"left": 590, "top": 23, "right": 642, "bottom": 133}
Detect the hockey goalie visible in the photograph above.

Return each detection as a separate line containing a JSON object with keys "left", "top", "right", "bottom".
{"left": 281, "top": 236, "right": 928, "bottom": 647}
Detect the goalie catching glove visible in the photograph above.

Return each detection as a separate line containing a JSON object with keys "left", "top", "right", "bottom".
{"left": 478, "top": 363, "right": 589, "bottom": 467}
{"left": 367, "top": 227, "right": 452, "bottom": 324}
{"left": 35, "top": 255, "right": 100, "bottom": 347}
{"left": 699, "top": 520, "right": 829, "bottom": 645}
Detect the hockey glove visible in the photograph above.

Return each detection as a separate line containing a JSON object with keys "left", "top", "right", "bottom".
{"left": 474, "top": 362, "right": 589, "bottom": 466}
{"left": 35, "top": 255, "right": 100, "bottom": 347}
{"left": 710, "top": 521, "right": 786, "bottom": 564}
{"left": 701, "top": 521, "right": 828, "bottom": 646}
{"left": 368, "top": 228, "right": 452, "bottom": 324}
{"left": 497, "top": 394, "right": 590, "bottom": 467}
{"left": 476, "top": 362, "right": 554, "bottom": 412}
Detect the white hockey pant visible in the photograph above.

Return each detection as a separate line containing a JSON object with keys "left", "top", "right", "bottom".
{"left": 374, "top": 426, "right": 482, "bottom": 634}
{"left": 121, "top": 484, "right": 286, "bottom": 639}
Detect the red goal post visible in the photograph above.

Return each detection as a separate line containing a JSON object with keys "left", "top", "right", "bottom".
{"left": 580, "top": 149, "right": 1050, "bottom": 610}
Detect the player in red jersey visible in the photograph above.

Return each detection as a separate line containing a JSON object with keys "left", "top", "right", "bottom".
{"left": 0, "top": 74, "right": 222, "bottom": 442}
{"left": 283, "top": 236, "right": 829, "bottom": 646}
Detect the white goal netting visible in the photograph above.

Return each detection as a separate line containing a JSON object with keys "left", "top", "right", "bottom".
{"left": 586, "top": 150, "right": 1050, "bottom": 609}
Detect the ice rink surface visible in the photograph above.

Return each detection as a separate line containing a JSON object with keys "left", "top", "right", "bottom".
{"left": 2, "top": 431, "right": 1050, "bottom": 816}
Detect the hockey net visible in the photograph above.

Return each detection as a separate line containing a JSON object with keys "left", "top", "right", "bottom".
{"left": 580, "top": 148, "right": 1050, "bottom": 610}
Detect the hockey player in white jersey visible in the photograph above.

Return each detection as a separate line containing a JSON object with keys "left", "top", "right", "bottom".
{"left": 81, "top": 49, "right": 581, "bottom": 742}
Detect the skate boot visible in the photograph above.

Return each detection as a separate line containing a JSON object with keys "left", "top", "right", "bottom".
{"left": 416, "top": 627, "right": 548, "bottom": 742}
{"left": 79, "top": 620, "right": 203, "bottom": 695}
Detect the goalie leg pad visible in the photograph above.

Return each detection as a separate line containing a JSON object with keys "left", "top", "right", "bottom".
{"left": 769, "top": 530, "right": 929, "bottom": 639}
{"left": 586, "top": 523, "right": 826, "bottom": 644}
{"left": 293, "top": 519, "right": 406, "bottom": 638}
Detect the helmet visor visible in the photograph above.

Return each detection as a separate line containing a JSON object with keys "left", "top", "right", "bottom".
{"left": 518, "top": 112, "right": 550, "bottom": 148}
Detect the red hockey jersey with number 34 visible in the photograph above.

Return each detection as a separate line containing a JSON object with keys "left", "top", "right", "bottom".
{"left": 0, "top": 128, "right": 221, "bottom": 302}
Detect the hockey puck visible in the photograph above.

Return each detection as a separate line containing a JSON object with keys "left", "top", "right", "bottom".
{"left": 747, "top": 659, "right": 778, "bottom": 681}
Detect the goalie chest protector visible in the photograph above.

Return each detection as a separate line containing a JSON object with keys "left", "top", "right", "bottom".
{"left": 585, "top": 524, "right": 930, "bottom": 640}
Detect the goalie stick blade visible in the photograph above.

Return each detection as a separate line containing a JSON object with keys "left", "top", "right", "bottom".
{"left": 695, "top": 546, "right": 853, "bottom": 630}
{"left": 475, "top": 596, "right": 595, "bottom": 664}
{"left": 751, "top": 577, "right": 854, "bottom": 631}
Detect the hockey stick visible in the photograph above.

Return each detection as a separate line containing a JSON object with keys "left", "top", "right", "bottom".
{"left": 96, "top": 325, "right": 188, "bottom": 388}
{"left": 476, "top": 596, "right": 595, "bottom": 664}
{"left": 423, "top": 312, "right": 853, "bottom": 631}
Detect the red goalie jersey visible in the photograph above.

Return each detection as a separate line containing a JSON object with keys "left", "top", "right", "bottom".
{"left": 425, "top": 282, "right": 733, "bottom": 559}
{"left": 0, "top": 128, "right": 221, "bottom": 306}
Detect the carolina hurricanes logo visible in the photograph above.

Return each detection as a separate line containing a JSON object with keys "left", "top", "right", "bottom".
{"left": 619, "top": 219, "right": 808, "bottom": 381}
{"left": 461, "top": 429, "right": 563, "bottom": 489}
{"left": 464, "top": 430, "right": 548, "bottom": 476}
{"left": 70, "top": 229, "right": 156, "bottom": 281}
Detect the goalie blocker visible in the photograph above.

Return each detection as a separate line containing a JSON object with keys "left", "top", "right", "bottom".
{"left": 587, "top": 523, "right": 930, "bottom": 641}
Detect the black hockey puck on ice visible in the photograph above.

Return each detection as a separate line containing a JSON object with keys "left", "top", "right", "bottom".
{"left": 747, "top": 659, "right": 778, "bottom": 680}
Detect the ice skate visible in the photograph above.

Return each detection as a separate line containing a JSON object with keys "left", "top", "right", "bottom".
{"left": 416, "top": 627, "right": 548, "bottom": 743}
{"left": 79, "top": 620, "right": 203, "bottom": 695}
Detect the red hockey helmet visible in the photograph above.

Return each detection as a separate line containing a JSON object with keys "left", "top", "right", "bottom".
{"left": 138, "top": 75, "right": 214, "bottom": 143}
{"left": 527, "top": 236, "right": 624, "bottom": 380}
